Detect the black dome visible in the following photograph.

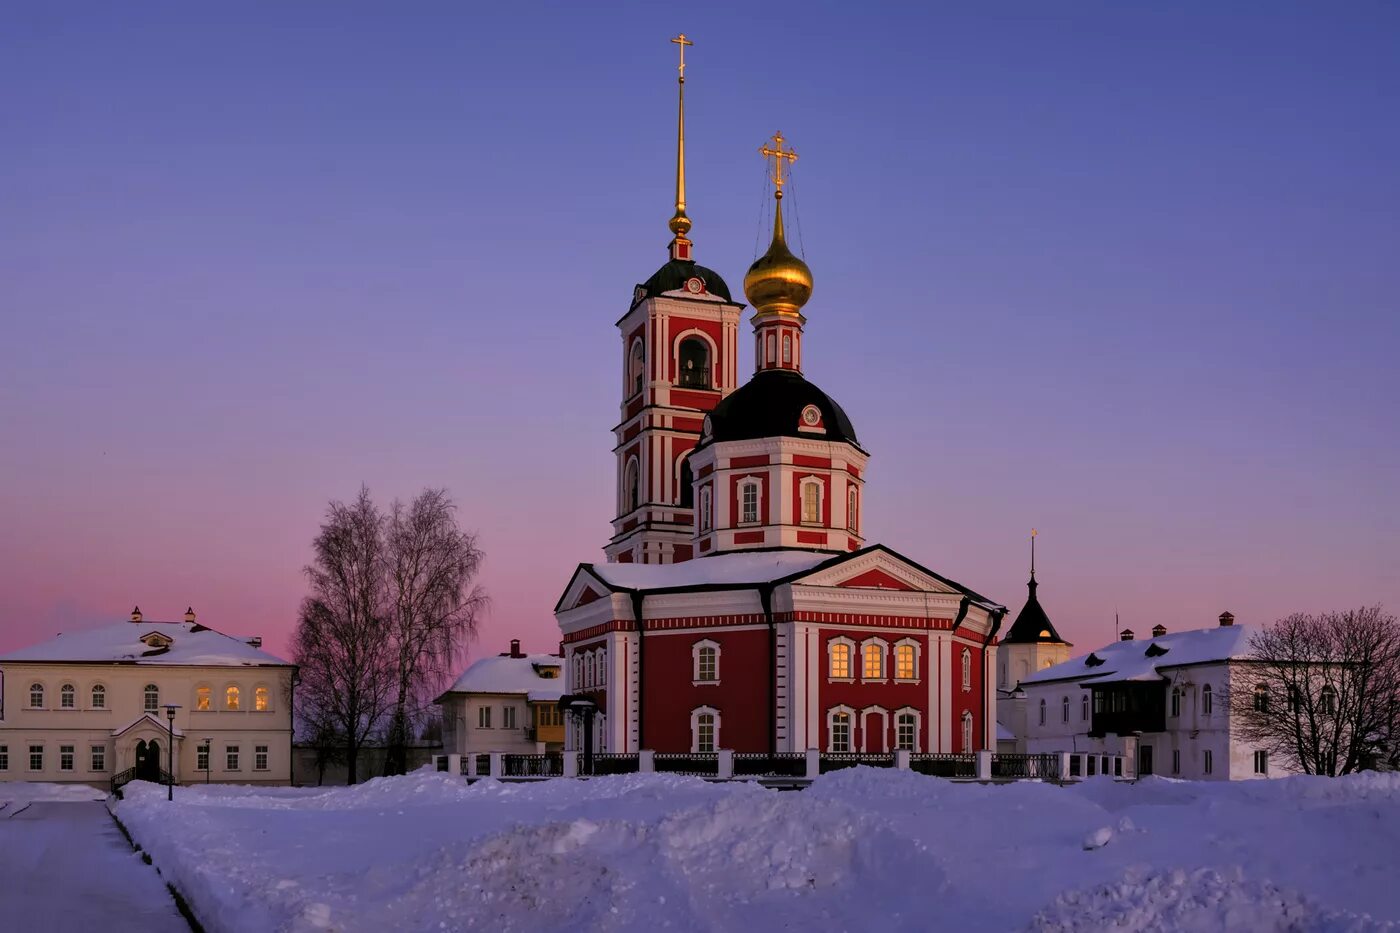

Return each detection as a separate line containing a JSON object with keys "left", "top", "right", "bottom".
{"left": 698, "top": 369, "right": 861, "bottom": 450}
{"left": 639, "top": 258, "right": 733, "bottom": 303}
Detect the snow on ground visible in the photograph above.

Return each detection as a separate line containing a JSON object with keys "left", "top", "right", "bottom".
{"left": 0, "top": 781, "right": 108, "bottom": 804}
{"left": 114, "top": 769, "right": 1400, "bottom": 933}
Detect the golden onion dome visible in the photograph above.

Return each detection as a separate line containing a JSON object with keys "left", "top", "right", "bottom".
{"left": 744, "top": 196, "right": 812, "bottom": 317}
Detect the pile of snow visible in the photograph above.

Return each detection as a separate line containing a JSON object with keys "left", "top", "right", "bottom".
{"left": 0, "top": 781, "right": 107, "bottom": 804}
{"left": 113, "top": 770, "right": 1400, "bottom": 933}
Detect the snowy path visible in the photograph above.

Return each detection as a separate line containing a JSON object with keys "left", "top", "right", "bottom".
{"left": 0, "top": 801, "right": 188, "bottom": 932}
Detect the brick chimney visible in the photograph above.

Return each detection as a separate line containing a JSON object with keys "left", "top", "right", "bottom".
{"left": 130, "top": 605, "right": 143, "bottom": 623}
{"left": 1219, "top": 611, "right": 1235, "bottom": 627}
{"left": 1119, "top": 628, "right": 1134, "bottom": 641}
{"left": 1151, "top": 624, "right": 1167, "bottom": 638}
{"left": 184, "top": 607, "right": 196, "bottom": 624}
{"left": 510, "top": 638, "right": 523, "bottom": 658}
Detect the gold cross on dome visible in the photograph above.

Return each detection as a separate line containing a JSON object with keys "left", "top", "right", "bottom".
{"left": 759, "top": 131, "right": 798, "bottom": 191}
{"left": 671, "top": 34, "right": 693, "bottom": 80}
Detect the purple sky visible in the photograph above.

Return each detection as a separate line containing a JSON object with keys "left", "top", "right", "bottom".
{"left": 3, "top": 3, "right": 1398, "bottom": 666}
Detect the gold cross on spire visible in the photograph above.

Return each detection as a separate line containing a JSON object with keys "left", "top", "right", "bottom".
{"left": 671, "top": 34, "right": 693, "bottom": 83}
{"left": 759, "top": 131, "right": 798, "bottom": 194}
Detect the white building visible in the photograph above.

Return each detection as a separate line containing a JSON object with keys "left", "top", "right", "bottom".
{"left": 0, "top": 607, "right": 295, "bottom": 787}
{"left": 437, "top": 641, "right": 565, "bottom": 755}
{"left": 1010, "top": 611, "right": 1291, "bottom": 780}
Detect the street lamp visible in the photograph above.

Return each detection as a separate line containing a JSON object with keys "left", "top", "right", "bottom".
{"left": 163, "top": 704, "right": 181, "bottom": 801}
{"left": 204, "top": 737, "right": 212, "bottom": 785}
{"left": 558, "top": 694, "right": 598, "bottom": 776}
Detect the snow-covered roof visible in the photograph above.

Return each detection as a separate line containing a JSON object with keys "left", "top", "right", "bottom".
{"left": 996, "top": 720, "right": 1015, "bottom": 742}
{"left": 587, "top": 550, "right": 834, "bottom": 591}
{"left": 0, "top": 620, "right": 290, "bottom": 667}
{"left": 440, "top": 653, "right": 564, "bottom": 701}
{"left": 1022, "top": 624, "right": 1253, "bottom": 687}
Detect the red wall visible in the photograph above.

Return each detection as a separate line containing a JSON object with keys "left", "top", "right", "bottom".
{"left": 642, "top": 628, "right": 772, "bottom": 753}
{"left": 816, "top": 629, "right": 932, "bottom": 752}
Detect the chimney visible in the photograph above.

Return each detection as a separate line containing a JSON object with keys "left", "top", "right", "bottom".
{"left": 184, "top": 607, "right": 196, "bottom": 624}
{"left": 510, "top": 638, "right": 522, "bottom": 659}
{"left": 1151, "top": 624, "right": 1167, "bottom": 638}
{"left": 1219, "top": 611, "right": 1235, "bottom": 627}
{"left": 1119, "top": 628, "right": 1135, "bottom": 641}
{"left": 245, "top": 636, "right": 262, "bottom": 649}
{"left": 130, "top": 605, "right": 143, "bottom": 623}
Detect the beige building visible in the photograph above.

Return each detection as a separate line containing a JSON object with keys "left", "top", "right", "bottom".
{"left": 437, "top": 640, "right": 565, "bottom": 755}
{"left": 0, "top": 607, "right": 295, "bottom": 788}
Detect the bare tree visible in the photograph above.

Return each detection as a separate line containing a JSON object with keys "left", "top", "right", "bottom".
{"left": 291, "top": 488, "right": 395, "bottom": 784}
{"left": 381, "top": 489, "right": 487, "bottom": 775}
{"left": 1231, "top": 606, "right": 1400, "bottom": 775}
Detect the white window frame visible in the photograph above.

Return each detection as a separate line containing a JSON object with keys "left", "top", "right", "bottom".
{"left": 961, "top": 711, "right": 974, "bottom": 753}
{"left": 255, "top": 745, "right": 269, "bottom": 771}
{"left": 627, "top": 337, "right": 645, "bottom": 397}
{"left": 91, "top": 684, "right": 106, "bottom": 709}
{"left": 1201, "top": 684, "right": 1213, "bottom": 716}
{"left": 196, "top": 744, "right": 209, "bottom": 772}
{"left": 59, "top": 744, "right": 74, "bottom": 772}
{"left": 692, "top": 639, "right": 720, "bottom": 684}
{"left": 28, "top": 683, "right": 44, "bottom": 709}
{"left": 90, "top": 745, "right": 105, "bottom": 772}
{"left": 799, "top": 478, "right": 823, "bottom": 525}
{"left": 782, "top": 333, "right": 792, "bottom": 364}
{"left": 502, "top": 706, "right": 517, "bottom": 730}
{"left": 893, "top": 638, "right": 920, "bottom": 682}
{"left": 585, "top": 652, "right": 595, "bottom": 688}
{"left": 1061, "top": 695, "right": 1070, "bottom": 723}
{"left": 961, "top": 648, "right": 972, "bottom": 692}
{"left": 1170, "top": 687, "right": 1180, "bottom": 717}
{"left": 477, "top": 705, "right": 492, "bottom": 729}
{"left": 59, "top": 683, "right": 75, "bottom": 709}
{"left": 1253, "top": 750, "right": 1268, "bottom": 775}
{"left": 226, "top": 745, "right": 240, "bottom": 771}
{"left": 766, "top": 333, "right": 776, "bottom": 363}
{"left": 860, "top": 637, "right": 888, "bottom": 683}
{"left": 894, "top": 708, "right": 921, "bottom": 753}
{"left": 827, "top": 706, "right": 855, "bottom": 753}
{"left": 573, "top": 654, "right": 583, "bottom": 689}
{"left": 847, "top": 485, "right": 859, "bottom": 532}
{"left": 690, "top": 706, "right": 720, "bottom": 753}
{"left": 28, "top": 744, "right": 44, "bottom": 772}
{"left": 699, "top": 486, "right": 713, "bottom": 532}
{"left": 597, "top": 648, "right": 607, "bottom": 686}
{"left": 738, "top": 478, "right": 761, "bottom": 525}
{"left": 827, "top": 637, "right": 855, "bottom": 682}
{"left": 144, "top": 683, "right": 160, "bottom": 712}
{"left": 860, "top": 706, "right": 889, "bottom": 752}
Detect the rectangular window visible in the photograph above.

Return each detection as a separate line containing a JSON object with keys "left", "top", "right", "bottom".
{"left": 696, "top": 714, "right": 715, "bottom": 753}
{"left": 92, "top": 686, "right": 106, "bottom": 709}
{"left": 226, "top": 746, "right": 240, "bottom": 771}
{"left": 61, "top": 687, "right": 75, "bottom": 708}
{"left": 896, "top": 716, "right": 916, "bottom": 751}
{"left": 59, "top": 745, "right": 74, "bottom": 771}
{"left": 1172, "top": 749, "right": 1180, "bottom": 775}
{"left": 1203, "top": 749, "right": 1213, "bottom": 775}
{"left": 782, "top": 334, "right": 792, "bottom": 363}
{"left": 829, "top": 644, "right": 851, "bottom": 679}
{"left": 0, "top": 745, "right": 7, "bottom": 771}
{"left": 1253, "top": 750, "right": 1268, "bottom": 775}
{"left": 91, "top": 746, "right": 106, "bottom": 772}
{"left": 697, "top": 646, "right": 717, "bottom": 682}
{"left": 29, "top": 686, "right": 43, "bottom": 708}
{"left": 895, "top": 645, "right": 916, "bottom": 680}
{"left": 863, "top": 644, "right": 883, "bottom": 680}
{"left": 197, "top": 745, "right": 209, "bottom": 772}
{"left": 801, "top": 483, "right": 821, "bottom": 524}
{"left": 830, "top": 714, "right": 850, "bottom": 753}
{"left": 255, "top": 746, "right": 269, "bottom": 771}
{"left": 29, "top": 745, "right": 43, "bottom": 771}
{"left": 478, "top": 706, "right": 492, "bottom": 729}
{"left": 740, "top": 483, "right": 759, "bottom": 524}
{"left": 503, "top": 707, "right": 517, "bottom": 729}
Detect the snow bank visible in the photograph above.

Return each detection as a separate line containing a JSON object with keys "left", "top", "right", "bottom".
{"left": 0, "top": 781, "right": 107, "bottom": 804}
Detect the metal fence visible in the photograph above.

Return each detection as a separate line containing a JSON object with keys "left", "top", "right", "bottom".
{"left": 653, "top": 753, "right": 719, "bottom": 777}
{"left": 908, "top": 754, "right": 977, "bottom": 778}
{"left": 820, "top": 753, "right": 896, "bottom": 773}
{"left": 581, "top": 753, "right": 640, "bottom": 777}
{"left": 732, "top": 752, "right": 808, "bottom": 778}
{"left": 990, "top": 753, "right": 1060, "bottom": 780}
{"left": 503, "top": 753, "right": 564, "bottom": 778}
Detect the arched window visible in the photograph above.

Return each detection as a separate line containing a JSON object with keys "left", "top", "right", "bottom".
{"left": 766, "top": 333, "right": 776, "bottom": 364}
{"left": 691, "top": 707, "right": 719, "bottom": 753}
{"left": 628, "top": 339, "right": 645, "bottom": 396}
{"left": 961, "top": 648, "right": 972, "bottom": 691}
{"left": 1320, "top": 685, "right": 1336, "bottom": 714}
{"left": 847, "top": 486, "right": 858, "bottom": 532}
{"left": 739, "top": 479, "right": 760, "bottom": 525}
{"left": 1253, "top": 684, "right": 1269, "bottom": 712}
{"left": 828, "top": 708, "right": 853, "bottom": 753}
{"left": 1061, "top": 695, "right": 1069, "bottom": 723}
{"left": 1081, "top": 693, "right": 1088, "bottom": 721}
{"left": 698, "top": 487, "right": 712, "bottom": 532}
{"left": 573, "top": 654, "right": 583, "bottom": 688}
{"left": 225, "top": 685, "right": 241, "bottom": 711}
{"left": 60, "top": 684, "right": 75, "bottom": 709}
{"left": 196, "top": 686, "right": 211, "bottom": 711}
{"left": 677, "top": 337, "right": 711, "bottom": 388}
{"left": 597, "top": 649, "right": 607, "bottom": 686}
{"left": 1171, "top": 687, "right": 1181, "bottom": 717}
{"left": 894, "top": 642, "right": 917, "bottom": 681}
{"left": 1287, "top": 686, "right": 1301, "bottom": 713}
{"left": 585, "top": 653, "right": 594, "bottom": 688}
{"left": 800, "top": 479, "right": 822, "bottom": 525}
{"left": 623, "top": 457, "right": 640, "bottom": 513}
{"left": 1201, "top": 684, "right": 1213, "bottom": 716}
{"left": 28, "top": 683, "right": 44, "bottom": 708}
{"left": 91, "top": 684, "right": 106, "bottom": 709}
{"left": 144, "top": 684, "right": 159, "bottom": 712}
{"left": 782, "top": 334, "right": 792, "bottom": 364}
{"left": 895, "top": 711, "right": 919, "bottom": 752}
{"left": 255, "top": 686, "right": 270, "bottom": 712}
{"left": 677, "top": 457, "right": 693, "bottom": 509}
{"left": 828, "top": 640, "right": 853, "bottom": 680}
{"left": 693, "top": 641, "right": 719, "bottom": 683}
{"left": 961, "top": 711, "right": 974, "bottom": 752}
{"left": 1038, "top": 698, "right": 1046, "bottom": 726}
{"left": 862, "top": 641, "right": 885, "bottom": 680}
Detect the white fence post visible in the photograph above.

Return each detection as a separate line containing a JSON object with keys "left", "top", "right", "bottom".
{"left": 976, "top": 749, "right": 992, "bottom": 781}
{"left": 1058, "top": 752, "right": 1070, "bottom": 782}
{"left": 563, "top": 751, "right": 578, "bottom": 778}
{"left": 447, "top": 754, "right": 461, "bottom": 776}
{"left": 639, "top": 750, "right": 655, "bottom": 773}
{"left": 805, "top": 748, "right": 820, "bottom": 780}
{"left": 895, "top": 749, "right": 911, "bottom": 770}
{"left": 489, "top": 753, "right": 503, "bottom": 779}
{"left": 717, "top": 749, "right": 734, "bottom": 780}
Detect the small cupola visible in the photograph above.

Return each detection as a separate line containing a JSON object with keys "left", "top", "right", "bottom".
{"left": 1119, "top": 628, "right": 1135, "bottom": 641}
{"left": 1219, "top": 611, "right": 1235, "bottom": 627}
{"left": 130, "top": 605, "right": 143, "bottom": 623}
{"left": 183, "top": 607, "right": 196, "bottom": 624}
{"left": 1151, "top": 624, "right": 1167, "bottom": 638}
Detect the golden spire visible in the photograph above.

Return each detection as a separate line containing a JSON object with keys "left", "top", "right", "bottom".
{"left": 744, "top": 131, "right": 813, "bottom": 317}
{"left": 668, "top": 34, "right": 693, "bottom": 258}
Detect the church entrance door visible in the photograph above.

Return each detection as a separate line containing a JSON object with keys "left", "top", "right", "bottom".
{"left": 135, "top": 739, "right": 162, "bottom": 782}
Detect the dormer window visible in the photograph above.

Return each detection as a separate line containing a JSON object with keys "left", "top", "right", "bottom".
{"left": 677, "top": 337, "right": 711, "bottom": 388}
{"left": 1145, "top": 643, "right": 1169, "bottom": 658}
{"left": 1085, "top": 653, "right": 1106, "bottom": 668}
{"left": 140, "top": 632, "right": 173, "bottom": 649}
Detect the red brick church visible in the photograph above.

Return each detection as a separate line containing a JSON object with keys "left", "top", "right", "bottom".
{"left": 554, "top": 39, "right": 1006, "bottom": 758}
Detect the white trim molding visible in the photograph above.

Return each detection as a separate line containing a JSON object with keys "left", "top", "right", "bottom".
{"left": 691, "top": 639, "right": 720, "bottom": 685}
{"left": 690, "top": 706, "right": 720, "bottom": 753}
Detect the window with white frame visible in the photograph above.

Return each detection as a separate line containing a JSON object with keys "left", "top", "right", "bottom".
{"left": 961, "top": 648, "right": 972, "bottom": 691}
{"left": 91, "top": 684, "right": 106, "bottom": 709}
{"left": 1170, "top": 687, "right": 1180, "bottom": 717}
{"left": 0, "top": 745, "right": 7, "bottom": 771}
{"left": 829, "top": 709, "right": 853, "bottom": 753}
{"left": 739, "top": 480, "right": 760, "bottom": 524}
{"left": 1201, "top": 684, "right": 1213, "bottom": 716}
{"left": 862, "top": 640, "right": 886, "bottom": 680}
{"left": 477, "top": 706, "right": 492, "bottom": 729}
{"left": 847, "top": 486, "right": 858, "bottom": 532}
{"left": 895, "top": 710, "right": 919, "bottom": 752}
{"left": 144, "top": 683, "right": 159, "bottom": 712}
{"left": 894, "top": 641, "right": 917, "bottom": 681}
{"left": 1253, "top": 750, "right": 1268, "bottom": 775}
{"left": 90, "top": 745, "right": 105, "bottom": 772}
{"left": 699, "top": 487, "right": 713, "bottom": 532}
{"left": 59, "top": 745, "right": 74, "bottom": 771}
{"left": 226, "top": 745, "right": 240, "bottom": 771}
{"left": 828, "top": 639, "right": 854, "bottom": 680}
{"left": 691, "top": 707, "right": 719, "bottom": 753}
{"left": 1203, "top": 749, "right": 1214, "bottom": 774}
{"left": 196, "top": 686, "right": 210, "bottom": 711}
{"left": 961, "top": 711, "right": 974, "bottom": 752}
{"left": 197, "top": 744, "right": 209, "bottom": 772}
{"left": 60, "top": 684, "right": 75, "bottom": 708}
{"left": 503, "top": 706, "right": 518, "bottom": 729}
{"left": 255, "top": 745, "right": 269, "bottom": 771}
{"left": 1061, "top": 695, "right": 1070, "bottom": 723}
{"left": 597, "top": 649, "right": 607, "bottom": 685}
{"left": 800, "top": 479, "right": 822, "bottom": 525}
{"left": 28, "top": 683, "right": 43, "bottom": 708}
{"left": 585, "top": 652, "right": 595, "bottom": 687}
{"left": 1320, "top": 685, "right": 1336, "bottom": 714}
{"left": 693, "top": 640, "right": 719, "bottom": 683}
{"left": 29, "top": 745, "right": 43, "bottom": 771}
{"left": 573, "top": 654, "right": 583, "bottom": 687}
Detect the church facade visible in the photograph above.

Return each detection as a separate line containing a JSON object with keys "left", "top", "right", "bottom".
{"left": 554, "top": 39, "right": 1006, "bottom": 757}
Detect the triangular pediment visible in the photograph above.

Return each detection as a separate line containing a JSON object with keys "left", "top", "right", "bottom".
{"left": 792, "top": 546, "right": 966, "bottom": 596}
{"left": 112, "top": 713, "right": 184, "bottom": 739}
{"left": 554, "top": 565, "right": 617, "bottom": 614}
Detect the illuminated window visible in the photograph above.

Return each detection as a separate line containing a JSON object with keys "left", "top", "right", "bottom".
{"left": 800, "top": 480, "right": 822, "bottom": 525}
{"left": 91, "top": 685, "right": 106, "bottom": 709}
{"left": 144, "top": 684, "right": 159, "bottom": 712}
{"left": 847, "top": 487, "right": 858, "bottom": 532}
{"left": 961, "top": 711, "right": 974, "bottom": 753}
{"left": 226, "top": 745, "right": 240, "bottom": 771}
{"left": 1320, "top": 685, "right": 1336, "bottom": 714}
{"left": 225, "top": 685, "right": 240, "bottom": 711}
{"left": 255, "top": 745, "right": 269, "bottom": 771}
{"left": 59, "top": 745, "right": 74, "bottom": 771}
{"left": 862, "top": 641, "right": 885, "bottom": 680}
{"left": 739, "top": 480, "right": 760, "bottom": 524}
{"left": 90, "top": 745, "right": 105, "bottom": 772}
{"left": 29, "top": 684, "right": 44, "bottom": 708}
{"left": 1201, "top": 684, "right": 1213, "bottom": 716}
{"left": 255, "top": 686, "right": 269, "bottom": 711}
{"left": 961, "top": 648, "right": 972, "bottom": 691}
{"left": 60, "top": 684, "right": 75, "bottom": 708}
{"left": 196, "top": 687, "right": 211, "bottom": 711}
{"left": 829, "top": 710, "right": 852, "bottom": 753}
{"left": 694, "top": 641, "right": 719, "bottom": 682}
{"left": 895, "top": 711, "right": 918, "bottom": 752}
{"left": 895, "top": 642, "right": 917, "bottom": 681}
{"left": 692, "top": 707, "right": 719, "bottom": 753}
{"left": 828, "top": 640, "right": 853, "bottom": 680}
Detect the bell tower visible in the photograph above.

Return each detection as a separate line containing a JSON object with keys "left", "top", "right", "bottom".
{"left": 605, "top": 35, "right": 743, "bottom": 565}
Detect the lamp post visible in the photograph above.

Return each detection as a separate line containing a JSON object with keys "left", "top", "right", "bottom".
{"left": 204, "top": 737, "right": 212, "bottom": 784}
{"left": 163, "top": 704, "right": 180, "bottom": 802}
{"left": 558, "top": 695, "right": 598, "bottom": 776}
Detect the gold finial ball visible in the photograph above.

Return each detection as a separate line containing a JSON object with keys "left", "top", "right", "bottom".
{"left": 744, "top": 229, "right": 812, "bottom": 316}
{"left": 669, "top": 211, "right": 691, "bottom": 236}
